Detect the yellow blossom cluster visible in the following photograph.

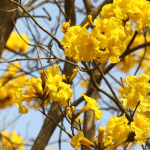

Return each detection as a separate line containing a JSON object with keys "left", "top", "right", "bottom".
{"left": 137, "top": 96, "right": 150, "bottom": 118}
{"left": 2, "top": 130, "right": 24, "bottom": 150}
{"left": 70, "top": 74, "right": 150, "bottom": 149}
{"left": 14, "top": 65, "right": 73, "bottom": 114}
{"left": 70, "top": 115, "right": 129, "bottom": 150}
{"left": 105, "top": 115, "right": 131, "bottom": 144}
{"left": 122, "top": 74, "right": 150, "bottom": 110}
{"left": 62, "top": 17, "right": 126, "bottom": 63}
{"left": 100, "top": 0, "right": 150, "bottom": 33}
{"left": 131, "top": 114, "right": 150, "bottom": 145}
{"left": 70, "top": 109, "right": 150, "bottom": 149}
{"left": 61, "top": 0, "right": 150, "bottom": 64}
{"left": 6, "top": 32, "right": 29, "bottom": 53}
{"left": 0, "top": 63, "right": 26, "bottom": 108}
{"left": 119, "top": 74, "right": 150, "bottom": 145}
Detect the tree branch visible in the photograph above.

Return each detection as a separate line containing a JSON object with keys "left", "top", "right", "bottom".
{"left": 0, "top": 0, "right": 18, "bottom": 57}
{"left": 83, "top": 0, "right": 93, "bottom": 14}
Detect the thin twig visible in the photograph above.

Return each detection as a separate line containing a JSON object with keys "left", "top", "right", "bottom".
{"left": 38, "top": 109, "right": 72, "bottom": 138}
{"left": 10, "top": 0, "right": 64, "bottom": 50}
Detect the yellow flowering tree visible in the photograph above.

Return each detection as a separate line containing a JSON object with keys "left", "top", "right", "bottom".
{"left": 1, "top": 0, "right": 150, "bottom": 150}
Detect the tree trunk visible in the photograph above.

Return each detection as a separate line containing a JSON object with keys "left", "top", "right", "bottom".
{"left": 0, "top": 0, "right": 18, "bottom": 57}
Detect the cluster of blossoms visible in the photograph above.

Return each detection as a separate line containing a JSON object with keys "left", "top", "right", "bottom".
{"left": 122, "top": 74, "right": 150, "bottom": 109}
{"left": 61, "top": 17, "right": 126, "bottom": 63}
{"left": 70, "top": 115, "right": 130, "bottom": 150}
{"left": 14, "top": 65, "right": 74, "bottom": 114}
{"left": 2, "top": 130, "right": 57, "bottom": 150}
{"left": 2, "top": 130, "right": 24, "bottom": 150}
{"left": 71, "top": 75, "right": 150, "bottom": 149}
{"left": 61, "top": 0, "right": 150, "bottom": 64}
{"left": 6, "top": 32, "right": 29, "bottom": 53}
{"left": 0, "top": 62, "right": 26, "bottom": 108}
{"left": 14, "top": 65, "right": 104, "bottom": 149}
{"left": 121, "top": 74, "right": 150, "bottom": 145}
{"left": 14, "top": 65, "right": 103, "bottom": 122}
{"left": 100, "top": 0, "right": 150, "bottom": 33}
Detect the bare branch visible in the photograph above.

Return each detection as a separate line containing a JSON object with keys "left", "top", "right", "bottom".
{"left": 83, "top": 0, "right": 93, "bottom": 13}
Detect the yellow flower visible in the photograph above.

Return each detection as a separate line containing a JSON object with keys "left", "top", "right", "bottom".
{"left": 100, "top": 0, "right": 128, "bottom": 20}
{"left": 100, "top": 4, "right": 116, "bottom": 19}
{"left": 123, "top": 74, "right": 150, "bottom": 101}
{"left": 100, "top": 0, "right": 150, "bottom": 32}
{"left": 106, "top": 115, "right": 131, "bottom": 143}
{"left": 103, "top": 136, "right": 112, "bottom": 149}
{"left": 6, "top": 32, "right": 21, "bottom": 51}
{"left": 62, "top": 25, "right": 88, "bottom": 61}
{"left": 78, "top": 35, "right": 100, "bottom": 62}
{"left": 25, "top": 77, "right": 43, "bottom": 94}
{"left": 70, "top": 130, "right": 96, "bottom": 149}
{"left": 121, "top": 95, "right": 139, "bottom": 110}
{"left": 25, "top": 85, "right": 49, "bottom": 110}
{"left": 2, "top": 130, "right": 24, "bottom": 150}
{"left": 131, "top": 114, "right": 150, "bottom": 145}
{"left": 4, "top": 62, "right": 21, "bottom": 79}
{"left": 61, "top": 20, "right": 71, "bottom": 33}
{"left": 14, "top": 88, "right": 28, "bottom": 114}
{"left": 77, "top": 95, "right": 103, "bottom": 121}
{"left": 18, "top": 33, "right": 30, "bottom": 52}
{"left": 97, "top": 126, "right": 106, "bottom": 144}
{"left": 137, "top": 96, "right": 150, "bottom": 118}
{"left": 46, "top": 74, "right": 73, "bottom": 106}
{"left": 6, "top": 32, "right": 29, "bottom": 52}
{"left": 90, "top": 17, "right": 125, "bottom": 63}
{"left": 135, "top": 1, "right": 150, "bottom": 32}
{"left": 45, "top": 65, "right": 60, "bottom": 77}
{"left": 101, "top": 0, "right": 146, "bottom": 22}
{"left": 0, "top": 63, "right": 27, "bottom": 109}
{"left": 96, "top": 36, "right": 125, "bottom": 63}
{"left": 92, "top": 17, "right": 125, "bottom": 43}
